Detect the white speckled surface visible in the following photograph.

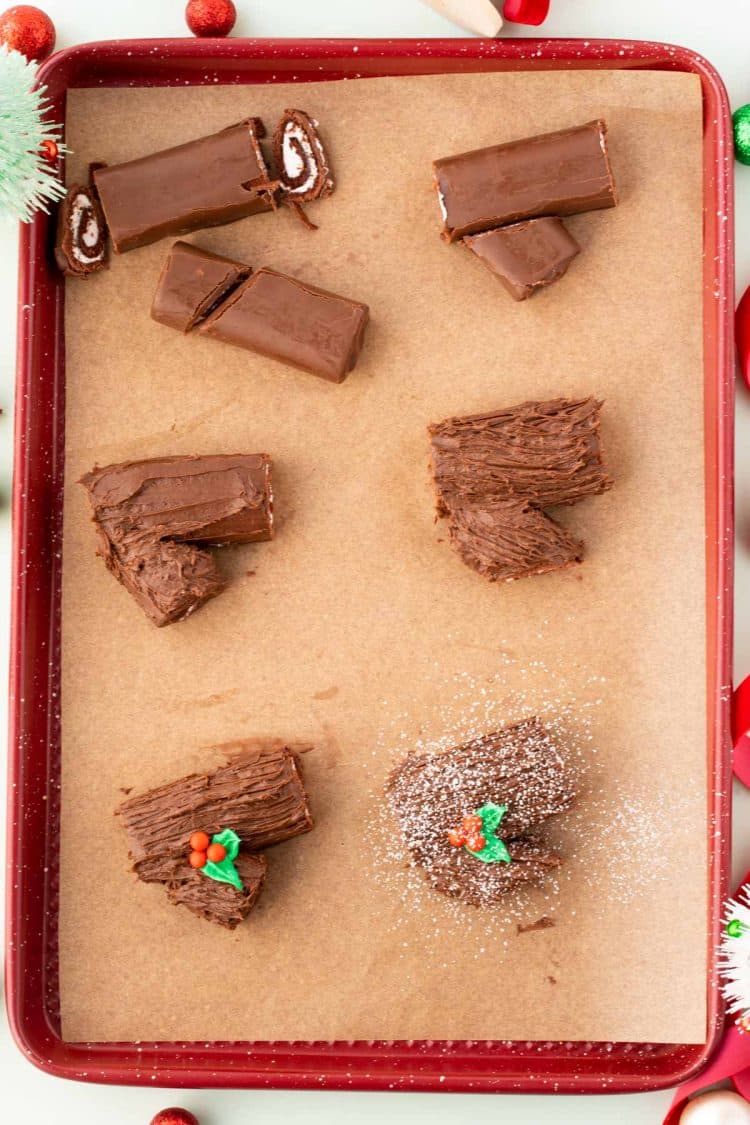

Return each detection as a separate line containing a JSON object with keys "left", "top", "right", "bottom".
{"left": 2, "top": 0, "right": 750, "bottom": 1121}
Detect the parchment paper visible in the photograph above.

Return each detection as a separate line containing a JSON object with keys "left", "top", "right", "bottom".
{"left": 59, "top": 69, "right": 707, "bottom": 1044}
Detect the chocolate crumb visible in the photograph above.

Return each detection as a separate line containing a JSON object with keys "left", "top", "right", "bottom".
{"left": 517, "top": 915, "right": 555, "bottom": 934}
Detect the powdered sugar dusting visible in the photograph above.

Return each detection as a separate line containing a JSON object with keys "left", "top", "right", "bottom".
{"left": 364, "top": 652, "right": 691, "bottom": 960}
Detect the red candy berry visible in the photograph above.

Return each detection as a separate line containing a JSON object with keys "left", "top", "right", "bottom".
{"left": 461, "top": 814, "right": 483, "bottom": 836}
{"left": 0, "top": 5, "right": 55, "bottom": 60}
{"left": 503, "top": 0, "right": 550, "bottom": 25}
{"left": 39, "top": 138, "right": 57, "bottom": 160}
{"left": 189, "top": 831, "right": 210, "bottom": 852}
{"left": 185, "top": 0, "right": 236, "bottom": 37}
{"left": 206, "top": 842, "right": 226, "bottom": 863}
{"left": 447, "top": 828, "right": 466, "bottom": 847}
{"left": 466, "top": 835, "right": 486, "bottom": 853}
{"left": 150, "top": 1110, "right": 200, "bottom": 1125}
{"left": 188, "top": 850, "right": 207, "bottom": 869}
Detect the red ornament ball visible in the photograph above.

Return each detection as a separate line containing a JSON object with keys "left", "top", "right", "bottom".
{"left": 150, "top": 1109, "right": 200, "bottom": 1125}
{"left": 0, "top": 5, "right": 55, "bottom": 60}
{"left": 185, "top": 0, "right": 236, "bottom": 37}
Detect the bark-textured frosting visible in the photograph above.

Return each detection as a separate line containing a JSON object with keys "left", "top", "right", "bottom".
{"left": 447, "top": 499, "right": 583, "bottom": 582}
{"left": 429, "top": 397, "right": 612, "bottom": 582}
{"left": 117, "top": 745, "right": 313, "bottom": 929}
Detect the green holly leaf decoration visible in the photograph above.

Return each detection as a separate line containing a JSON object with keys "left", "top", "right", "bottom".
{"left": 203, "top": 828, "right": 244, "bottom": 892}
{"left": 467, "top": 802, "right": 511, "bottom": 865}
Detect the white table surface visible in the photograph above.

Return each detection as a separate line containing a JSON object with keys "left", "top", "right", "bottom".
{"left": 2, "top": 1, "right": 750, "bottom": 1122}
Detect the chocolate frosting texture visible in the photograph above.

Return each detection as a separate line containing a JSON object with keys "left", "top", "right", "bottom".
{"left": 430, "top": 397, "right": 611, "bottom": 512}
{"left": 386, "top": 718, "right": 575, "bottom": 906}
{"left": 448, "top": 499, "right": 583, "bottom": 582}
{"left": 80, "top": 453, "right": 273, "bottom": 626}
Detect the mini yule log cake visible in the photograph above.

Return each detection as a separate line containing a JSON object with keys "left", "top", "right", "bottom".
{"left": 79, "top": 453, "right": 273, "bottom": 627}
{"left": 432, "top": 119, "right": 617, "bottom": 299}
{"left": 429, "top": 397, "right": 613, "bottom": 581}
{"left": 116, "top": 744, "right": 313, "bottom": 929}
{"left": 385, "top": 718, "right": 575, "bottom": 906}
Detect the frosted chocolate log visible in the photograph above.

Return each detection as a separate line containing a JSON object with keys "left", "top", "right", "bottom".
{"left": 434, "top": 119, "right": 617, "bottom": 242}
{"left": 464, "top": 217, "right": 580, "bottom": 301}
{"left": 200, "top": 267, "right": 369, "bottom": 383}
{"left": 429, "top": 397, "right": 612, "bottom": 514}
{"left": 54, "top": 183, "right": 108, "bottom": 277}
{"left": 80, "top": 453, "right": 273, "bottom": 627}
{"left": 447, "top": 499, "right": 583, "bottom": 582}
{"left": 117, "top": 745, "right": 313, "bottom": 929}
{"left": 273, "top": 108, "right": 334, "bottom": 204}
{"left": 385, "top": 718, "right": 575, "bottom": 906}
{"left": 93, "top": 119, "right": 273, "bottom": 253}
{"left": 151, "top": 240, "right": 251, "bottom": 332}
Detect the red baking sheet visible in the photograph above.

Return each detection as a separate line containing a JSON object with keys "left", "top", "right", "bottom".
{"left": 6, "top": 36, "right": 734, "bottom": 1092}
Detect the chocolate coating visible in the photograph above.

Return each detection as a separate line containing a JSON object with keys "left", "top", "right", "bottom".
{"left": 151, "top": 240, "right": 251, "bottom": 332}
{"left": 94, "top": 119, "right": 273, "bottom": 253}
{"left": 434, "top": 119, "right": 617, "bottom": 242}
{"left": 80, "top": 453, "right": 273, "bottom": 626}
{"left": 464, "top": 217, "right": 580, "bottom": 300}
{"left": 386, "top": 718, "right": 575, "bottom": 906}
{"left": 199, "top": 267, "right": 370, "bottom": 382}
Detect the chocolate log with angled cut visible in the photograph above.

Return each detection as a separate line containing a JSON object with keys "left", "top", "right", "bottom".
{"left": 447, "top": 498, "right": 583, "bottom": 582}
{"left": 385, "top": 718, "right": 575, "bottom": 906}
{"left": 429, "top": 397, "right": 612, "bottom": 514}
{"left": 199, "top": 266, "right": 370, "bottom": 383}
{"left": 151, "top": 240, "right": 251, "bottom": 333}
{"left": 117, "top": 744, "right": 313, "bottom": 928}
{"left": 433, "top": 119, "right": 617, "bottom": 242}
{"left": 54, "top": 183, "right": 108, "bottom": 277}
{"left": 93, "top": 118, "right": 273, "bottom": 253}
{"left": 463, "top": 217, "right": 580, "bottom": 301}
{"left": 429, "top": 397, "right": 612, "bottom": 582}
{"left": 80, "top": 453, "right": 273, "bottom": 627}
